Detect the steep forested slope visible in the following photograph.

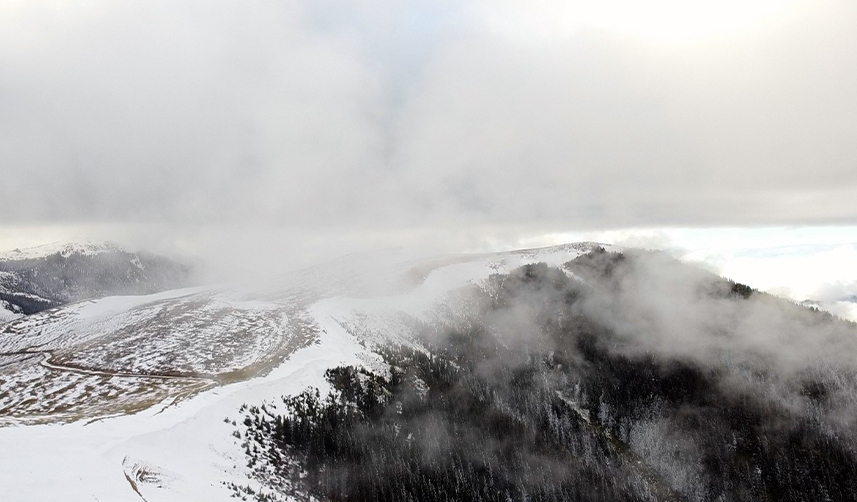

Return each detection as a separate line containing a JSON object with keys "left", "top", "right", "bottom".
{"left": 234, "top": 250, "right": 857, "bottom": 502}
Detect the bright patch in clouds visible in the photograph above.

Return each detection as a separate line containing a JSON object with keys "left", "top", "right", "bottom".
{"left": 480, "top": 0, "right": 803, "bottom": 42}
{"left": 540, "top": 227, "right": 857, "bottom": 320}
{"left": 713, "top": 244, "right": 857, "bottom": 301}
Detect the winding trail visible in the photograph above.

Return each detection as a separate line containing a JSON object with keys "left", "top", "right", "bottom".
{"left": 0, "top": 349, "right": 218, "bottom": 384}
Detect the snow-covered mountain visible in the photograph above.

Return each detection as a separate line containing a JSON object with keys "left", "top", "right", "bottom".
{"left": 1, "top": 242, "right": 856, "bottom": 501}
{"left": 0, "top": 241, "right": 192, "bottom": 318}
{"left": 0, "top": 241, "right": 125, "bottom": 262}
{"left": 0, "top": 243, "right": 602, "bottom": 500}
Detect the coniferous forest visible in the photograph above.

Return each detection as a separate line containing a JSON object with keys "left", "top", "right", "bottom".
{"left": 232, "top": 250, "right": 857, "bottom": 502}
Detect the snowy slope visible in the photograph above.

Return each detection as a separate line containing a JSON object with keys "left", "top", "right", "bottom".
{"left": 0, "top": 294, "right": 23, "bottom": 323}
{"left": 0, "top": 243, "right": 600, "bottom": 501}
{"left": 0, "top": 240, "right": 125, "bottom": 262}
{"left": 0, "top": 285, "right": 318, "bottom": 423}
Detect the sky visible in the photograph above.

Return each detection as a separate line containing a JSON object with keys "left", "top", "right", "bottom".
{"left": 1, "top": 1, "right": 856, "bottom": 301}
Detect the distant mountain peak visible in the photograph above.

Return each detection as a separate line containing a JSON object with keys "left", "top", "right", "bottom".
{"left": 0, "top": 240, "right": 190, "bottom": 315}
{"left": 0, "top": 240, "right": 126, "bottom": 262}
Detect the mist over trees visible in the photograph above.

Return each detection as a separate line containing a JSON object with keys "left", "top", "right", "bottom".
{"left": 232, "top": 250, "right": 857, "bottom": 501}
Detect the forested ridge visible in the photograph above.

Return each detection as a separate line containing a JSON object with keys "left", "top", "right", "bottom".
{"left": 231, "top": 250, "right": 857, "bottom": 502}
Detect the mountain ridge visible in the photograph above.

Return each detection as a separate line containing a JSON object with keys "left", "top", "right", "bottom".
{"left": 0, "top": 240, "right": 192, "bottom": 317}
{"left": 0, "top": 240, "right": 127, "bottom": 262}
{"left": 2, "top": 243, "right": 855, "bottom": 501}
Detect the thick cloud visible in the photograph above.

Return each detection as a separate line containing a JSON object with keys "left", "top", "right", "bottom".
{"left": 2, "top": 0, "right": 856, "bottom": 234}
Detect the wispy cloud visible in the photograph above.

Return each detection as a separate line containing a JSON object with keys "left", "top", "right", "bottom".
{"left": 1, "top": 1, "right": 855, "bottom": 268}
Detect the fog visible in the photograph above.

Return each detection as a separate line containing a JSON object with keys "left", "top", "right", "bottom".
{"left": 236, "top": 251, "right": 857, "bottom": 500}
{"left": 570, "top": 251, "right": 857, "bottom": 373}
{"left": 4, "top": 5, "right": 857, "bottom": 496}
{"left": 452, "top": 251, "right": 857, "bottom": 445}
{"left": 2, "top": 0, "right": 857, "bottom": 273}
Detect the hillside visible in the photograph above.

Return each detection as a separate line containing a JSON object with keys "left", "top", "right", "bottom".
{"left": 0, "top": 241, "right": 192, "bottom": 317}
{"left": 2, "top": 243, "right": 857, "bottom": 501}
{"left": 234, "top": 249, "right": 857, "bottom": 501}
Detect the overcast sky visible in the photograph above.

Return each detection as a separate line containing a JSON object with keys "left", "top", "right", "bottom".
{"left": 1, "top": 0, "right": 856, "bottom": 287}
